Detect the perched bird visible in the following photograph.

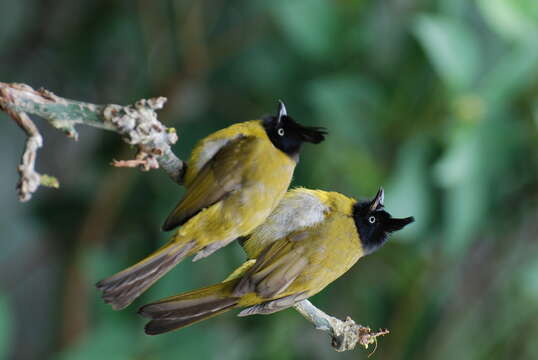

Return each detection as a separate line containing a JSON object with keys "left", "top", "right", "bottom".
{"left": 96, "top": 102, "right": 326, "bottom": 310}
{"left": 139, "top": 187, "right": 414, "bottom": 334}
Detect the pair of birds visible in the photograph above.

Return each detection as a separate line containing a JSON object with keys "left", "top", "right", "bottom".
{"left": 96, "top": 101, "right": 414, "bottom": 335}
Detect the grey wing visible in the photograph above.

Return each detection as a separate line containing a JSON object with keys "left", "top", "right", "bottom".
{"left": 233, "top": 239, "right": 309, "bottom": 300}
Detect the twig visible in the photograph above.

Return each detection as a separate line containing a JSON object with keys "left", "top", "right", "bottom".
{"left": 0, "top": 95, "right": 59, "bottom": 201}
{"left": 0, "top": 82, "right": 184, "bottom": 201}
{"left": 293, "top": 300, "right": 389, "bottom": 352}
{"left": 0, "top": 81, "right": 388, "bottom": 352}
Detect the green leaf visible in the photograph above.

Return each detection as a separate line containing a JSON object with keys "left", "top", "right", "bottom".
{"left": 305, "top": 75, "right": 384, "bottom": 193}
{"left": 438, "top": 0, "right": 468, "bottom": 17}
{"left": 306, "top": 75, "right": 382, "bottom": 144}
{"left": 270, "top": 0, "right": 336, "bottom": 59}
{"left": 477, "top": 0, "right": 538, "bottom": 40}
{"left": 479, "top": 36, "right": 538, "bottom": 108}
{"left": 520, "top": 260, "right": 538, "bottom": 301}
{"left": 434, "top": 117, "right": 523, "bottom": 253}
{"left": 386, "top": 136, "right": 435, "bottom": 239}
{"left": 413, "top": 15, "right": 479, "bottom": 91}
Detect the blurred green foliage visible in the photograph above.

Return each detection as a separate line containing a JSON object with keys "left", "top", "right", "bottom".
{"left": 1, "top": 0, "right": 537, "bottom": 359}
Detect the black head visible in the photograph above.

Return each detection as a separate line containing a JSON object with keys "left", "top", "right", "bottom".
{"left": 352, "top": 188, "right": 414, "bottom": 255}
{"left": 262, "top": 100, "right": 327, "bottom": 157}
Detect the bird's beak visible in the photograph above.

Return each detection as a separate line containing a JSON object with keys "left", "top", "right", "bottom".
{"left": 385, "top": 216, "right": 415, "bottom": 232}
{"left": 277, "top": 100, "right": 287, "bottom": 125}
{"left": 369, "top": 187, "right": 384, "bottom": 212}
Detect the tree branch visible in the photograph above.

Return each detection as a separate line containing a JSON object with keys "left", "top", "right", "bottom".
{"left": 0, "top": 81, "right": 388, "bottom": 352}
{"left": 293, "top": 300, "right": 389, "bottom": 352}
{"left": 0, "top": 82, "right": 184, "bottom": 201}
{"left": 3, "top": 106, "right": 59, "bottom": 201}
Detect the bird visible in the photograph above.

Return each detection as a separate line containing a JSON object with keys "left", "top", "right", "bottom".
{"left": 138, "top": 187, "right": 414, "bottom": 334}
{"left": 96, "top": 101, "right": 327, "bottom": 310}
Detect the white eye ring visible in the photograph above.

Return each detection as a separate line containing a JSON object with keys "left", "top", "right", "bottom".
{"left": 277, "top": 128, "right": 285, "bottom": 136}
{"left": 368, "top": 216, "right": 376, "bottom": 224}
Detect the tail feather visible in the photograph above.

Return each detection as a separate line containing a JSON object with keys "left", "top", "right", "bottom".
{"left": 139, "top": 281, "right": 240, "bottom": 334}
{"left": 96, "top": 240, "right": 196, "bottom": 310}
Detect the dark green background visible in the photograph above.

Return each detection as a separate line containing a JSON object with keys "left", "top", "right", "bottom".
{"left": 1, "top": 0, "right": 538, "bottom": 359}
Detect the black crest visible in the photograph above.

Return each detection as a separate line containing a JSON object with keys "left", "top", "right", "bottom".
{"left": 263, "top": 100, "right": 327, "bottom": 157}
{"left": 352, "top": 188, "right": 414, "bottom": 255}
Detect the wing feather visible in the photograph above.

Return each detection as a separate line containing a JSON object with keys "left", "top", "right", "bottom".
{"left": 162, "top": 135, "right": 260, "bottom": 231}
{"left": 233, "top": 234, "right": 311, "bottom": 300}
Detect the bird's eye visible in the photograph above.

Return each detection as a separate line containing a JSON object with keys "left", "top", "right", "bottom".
{"left": 277, "top": 128, "right": 285, "bottom": 136}
{"left": 368, "top": 216, "right": 376, "bottom": 224}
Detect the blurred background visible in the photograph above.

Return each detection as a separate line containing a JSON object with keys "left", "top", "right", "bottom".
{"left": 1, "top": 0, "right": 538, "bottom": 359}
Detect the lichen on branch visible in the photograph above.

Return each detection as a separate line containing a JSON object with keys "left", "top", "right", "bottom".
{"left": 0, "top": 82, "right": 184, "bottom": 200}
{"left": 4, "top": 108, "right": 59, "bottom": 201}
{"left": 293, "top": 299, "right": 389, "bottom": 352}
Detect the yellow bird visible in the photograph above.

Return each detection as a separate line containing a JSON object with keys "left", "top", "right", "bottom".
{"left": 96, "top": 102, "right": 326, "bottom": 310}
{"left": 139, "top": 187, "right": 414, "bottom": 334}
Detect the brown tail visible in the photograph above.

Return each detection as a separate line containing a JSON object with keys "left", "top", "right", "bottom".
{"left": 96, "top": 240, "right": 197, "bottom": 310}
{"left": 139, "top": 281, "right": 240, "bottom": 335}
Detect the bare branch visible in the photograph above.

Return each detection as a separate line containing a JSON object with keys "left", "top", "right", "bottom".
{"left": 293, "top": 300, "right": 389, "bottom": 352}
{"left": 0, "top": 89, "right": 59, "bottom": 201}
{"left": 0, "top": 82, "right": 185, "bottom": 200}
